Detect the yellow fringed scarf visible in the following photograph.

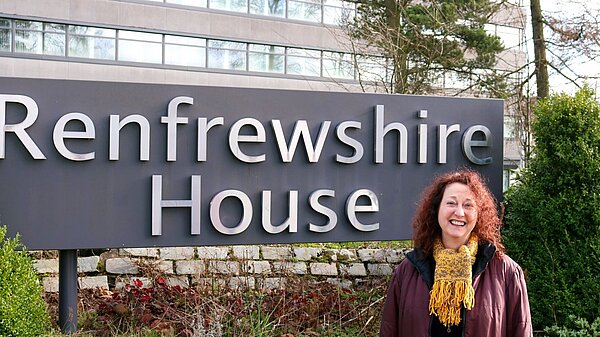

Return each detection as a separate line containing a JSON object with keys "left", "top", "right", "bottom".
{"left": 429, "top": 234, "right": 478, "bottom": 327}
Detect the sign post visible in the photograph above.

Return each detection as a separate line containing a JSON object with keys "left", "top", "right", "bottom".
{"left": 58, "top": 250, "right": 77, "bottom": 333}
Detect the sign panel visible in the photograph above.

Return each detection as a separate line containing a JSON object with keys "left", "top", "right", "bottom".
{"left": 0, "top": 78, "right": 503, "bottom": 249}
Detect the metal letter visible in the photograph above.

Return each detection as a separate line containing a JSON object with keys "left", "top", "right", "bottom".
{"left": 309, "top": 189, "right": 337, "bottom": 232}
{"left": 346, "top": 189, "right": 379, "bottom": 231}
{"left": 262, "top": 190, "right": 298, "bottom": 234}
{"left": 229, "top": 118, "right": 266, "bottom": 163}
{"left": 161, "top": 96, "right": 193, "bottom": 162}
{"left": 53, "top": 112, "right": 96, "bottom": 161}
{"left": 374, "top": 105, "right": 407, "bottom": 164}
{"left": 438, "top": 124, "right": 460, "bottom": 163}
{"left": 418, "top": 110, "right": 427, "bottom": 164}
{"left": 197, "top": 117, "right": 224, "bottom": 162}
{"left": 210, "top": 190, "right": 252, "bottom": 235}
{"left": 335, "top": 121, "right": 363, "bottom": 164}
{"left": 0, "top": 94, "right": 46, "bottom": 159}
{"left": 151, "top": 175, "right": 201, "bottom": 236}
{"left": 109, "top": 114, "right": 150, "bottom": 161}
{"left": 462, "top": 125, "right": 493, "bottom": 165}
{"left": 272, "top": 119, "right": 331, "bottom": 162}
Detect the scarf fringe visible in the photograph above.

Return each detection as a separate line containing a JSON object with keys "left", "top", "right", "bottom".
{"left": 429, "top": 279, "right": 475, "bottom": 326}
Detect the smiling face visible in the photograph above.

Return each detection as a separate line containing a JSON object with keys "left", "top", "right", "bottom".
{"left": 437, "top": 182, "right": 478, "bottom": 249}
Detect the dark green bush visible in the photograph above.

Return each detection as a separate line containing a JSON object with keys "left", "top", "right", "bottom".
{"left": 503, "top": 88, "right": 600, "bottom": 329}
{"left": 544, "top": 315, "right": 600, "bottom": 337}
{"left": 0, "top": 226, "right": 50, "bottom": 336}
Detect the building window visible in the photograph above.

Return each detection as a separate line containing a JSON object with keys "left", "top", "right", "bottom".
{"left": 485, "top": 24, "right": 522, "bottom": 50}
{"left": 504, "top": 115, "right": 516, "bottom": 140}
{"left": 286, "top": 48, "right": 321, "bottom": 76}
{"left": 68, "top": 25, "right": 116, "bottom": 60}
{"left": 118, "top": 31, "right": 163, "bottom": 64}
{"left": 165, "top": 35, "right": 206, "bottom": 67}
{"left": 210, "top": 0, "right": 248, "bottom": 13}
{"left": 355, "top": 55, "right": 388, "bottom": 82}
{"left": 287, "top": 0, "right": 321, "bottom": 22}
{"left": 249, "top": 44, "right": 285, "bottom": 73}
{"left": 249, "top": 0, "right": 285, "bottom": 17}
{"left": 323, "top": 0, "right": 354, "bottom": 25}
{"left": 2, "top": 17, "right": 368, "bottom": 82}
{"left": 208, "top": 40, "right": 247, "bottom": 70}
{"left": 322, "top": 51, "right": 353, "bottom": 79}
{"left": 15, "top": 21, "right": 66, "bottom": 56}
{"left": 0, "top": 19, "right": 10, "bottom": 52}
{"left": 168, "top": 0, "right": 208, "bottom": 7}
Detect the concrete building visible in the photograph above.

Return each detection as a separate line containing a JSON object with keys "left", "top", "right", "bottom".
{"left": 0, "top": 0, "right": 526, "bottom": 187}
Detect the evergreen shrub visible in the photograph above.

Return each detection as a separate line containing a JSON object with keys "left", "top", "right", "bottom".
{"left": 0, "top": 226, "right": 50, "bottom": 336}
{"left": 544, "top": 315, "right": 600, "bottom": 337}
{"left": 503, "top": 88, "right": 600, "bottom": 329}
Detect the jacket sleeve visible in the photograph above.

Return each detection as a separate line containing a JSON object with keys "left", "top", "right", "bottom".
{"left": 379, "top": 262, "right": 403, "bottom": 337}
{"left": 505, "top": 259, "right": 534, "bottom": 337}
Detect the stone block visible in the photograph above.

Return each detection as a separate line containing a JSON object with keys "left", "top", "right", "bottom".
{"left": 229, "top": 276, "right": 255, "bottom": 290}
{"left": 293, "top": 247, "right": 322, "bottom": 261}
{"left": 357, "top": 249, "right": 386, "bottom": 262}
{"left": 192, "top": 277, "right": 227, "bottom": 289}
{"left": 160, "top": 247, "right": 195, "bottom": 260}
{"left": 232, "top": 245, "right": 260, "bottom": 260}
{"left": 339, "top": 263, "right": 367, "bottom": 277}
{"left": 158, "top": 261, "right": 174, "bottom": 274}
{"left": 43, "top": 276, "right": 59, "bottom": 292}
{"left": 244, "top": 260, "right": 271, "bottom": 274}
{"left": 207, "top": 260, "right": 240, "bottom": 275}
{"left": 34, "top": 259, "right": 59, "bottom": 274}
{"left": 121, "top": 248, "right": 159, "bottom": 258}
{"left": 176, "top": 260, "right": 205, "bottom": 275}
{"left": 105, "top": 257, "right": 139, "bottom": 274}
{"left": 310, "top": 262, "right": 338, "bottom": 276}
{"left": 78, "top": 276, "right": 109, "bottom": 290}
{"left": 197, "top": 247, "right": 229, "bottom": 260}
{"left": 272, "top": 261, "right": 307, "bottom": 275}
{"left": 261, "top": 246, "right": 292, "bottom": 260}
{"left": 327, "top": 278, "right": 353, "bottom": 289}
{"left": 337, "top": 249, "right": 357, "bottom": 261}
{"left": 260, "top": 277, "right": 286, "bottom": 290}
{"left": 78, "top": 256, "right": 100, "bottom": 273}
{"left": 385, "top": 249, "right": 405, "bottom": 263}
{"left": 166, "top": 276, "right": 190, "bottom": 288}
{"left": 115, "top": 277, "right": 152, "bottom": 290}
{"left": 367, "top": 263, "right": 393, "bottom": 276}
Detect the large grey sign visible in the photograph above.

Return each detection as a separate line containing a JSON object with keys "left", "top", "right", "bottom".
{"left": 0, "top": 78, "right": 503, "bottom": 250}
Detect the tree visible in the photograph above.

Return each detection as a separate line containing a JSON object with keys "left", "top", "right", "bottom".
{"left": 343, "top": 0, "right": 507, "bottom": 96}
{"left": 522, "top": 1, "right": 600, "bottom": 98}
{"left": 530, "top": 0, "right": 549, "bottom": 98}
{"left": 503, "top": 88, "right": 600, "bottom": 329}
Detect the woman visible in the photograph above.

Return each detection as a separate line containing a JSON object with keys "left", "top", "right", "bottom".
{"left": 380, "top": 169, "right": 532, "bottom": 337}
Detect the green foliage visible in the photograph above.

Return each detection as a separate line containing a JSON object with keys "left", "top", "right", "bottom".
{"left": 0, "top": 226, "right": 50, "bottom": 336}
{"left": 503, "top": 88, "right": 600, "bottom": 329}
{"left": 345, "top": 0, "right": 506, "bottom": 95}
{"left": 544, "top": 315, "right": 600, "bottom": 337}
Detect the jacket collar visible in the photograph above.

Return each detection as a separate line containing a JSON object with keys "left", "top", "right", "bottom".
{"left": 406, "top": 242, "right": 497, "bottom": 289}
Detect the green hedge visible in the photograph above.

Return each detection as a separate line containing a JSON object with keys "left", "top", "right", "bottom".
{"left": 0, "top": 226, "right": 50, "bottom": 336}
{"left": 503, "top": 88, "right": 600, "bottom": 329}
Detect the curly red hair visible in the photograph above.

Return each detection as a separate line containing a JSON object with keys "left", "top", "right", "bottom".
{"left": 412, "top": 169, "right": 504, "bottom": 257}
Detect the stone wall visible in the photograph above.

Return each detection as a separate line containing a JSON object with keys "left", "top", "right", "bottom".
{"left": 34, "top": 245, "right": 408, "bottom": 293}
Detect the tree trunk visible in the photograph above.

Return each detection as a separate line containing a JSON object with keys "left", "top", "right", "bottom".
{"left": 530, "top": 0, "right": 550, "bottom": 98}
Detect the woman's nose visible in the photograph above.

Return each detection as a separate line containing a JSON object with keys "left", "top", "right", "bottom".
{"left": 454, "top": 205, "right": 465, "bottom": 216}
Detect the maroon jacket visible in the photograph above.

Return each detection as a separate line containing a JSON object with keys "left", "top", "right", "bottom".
{"left": 380, "top": 243, "right": 533, "bottom": 337}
